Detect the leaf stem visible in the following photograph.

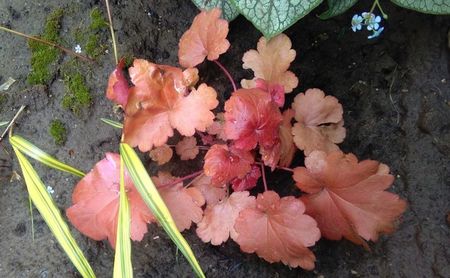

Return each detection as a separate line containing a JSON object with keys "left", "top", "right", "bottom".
{"left": 104, "top": 0, "right": 119, "bottom": 64}
{"left": 0, "top": 26, "right": 94, "bottom": 63}
{"left": 213, "top": 60, "right": 237, "bottom": 92}
{"left": 255, "top": 161, "right": 294, "bottom": 173}
{"left": 158, "top": 170, "right": 204, "bottom": 188}
{"left": 260, "top": 164, "right": 268, "bottom": 192}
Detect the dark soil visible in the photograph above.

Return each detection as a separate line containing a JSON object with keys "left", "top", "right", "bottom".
{"left": 0, "top": 0, "right": 449, "bottom": 277}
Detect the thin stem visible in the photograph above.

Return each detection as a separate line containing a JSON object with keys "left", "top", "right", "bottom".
{"left": 255, "top": 161, "right": 294, "bottom": 173}
{"left": 0, "top": 26, "right": 94, "bottom": 63}
{"left": 0, "top": 105, "right": 26, "bottom": 142}
{"left": 158, "top": 170, "right": 204, "bottom": 188}
{"left": 213, "top": 60, "right": 237, "bottom": 92}
{"left": 376, "top": 0, "right": 388, "bottom": 19}
{"left": 260, "top": 164, "right": 268, "bottom": 192}
{"left": 105, "top": 0, "right": 119, "bottom": 64}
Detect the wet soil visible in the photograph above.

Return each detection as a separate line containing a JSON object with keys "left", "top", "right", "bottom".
{"left": 0, "top": 0, "right": 449, "bottom": 277}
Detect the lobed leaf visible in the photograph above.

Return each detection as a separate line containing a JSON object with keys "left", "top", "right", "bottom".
{"left": 191, "top": 0, "right": 240, "bottom": 21}
{"left": 12, "top": 147, "right": 95, "bottom": 278}
{"left": 231, "top": 0, "right": 323, "bottom": 39}
{"left": 120, "top": 143, "right": 205, "bottom": 278}
{"left": 113, "top": 155, "right": 133, "bottom": 278}
{"left": 391, "top": 0, "right": 450, "bottom": 14}
{"left": 319, "top": 0, "right": 359, "bottom": 19}
{"left": 10, "top": 135, "right": 85, "bottom": 177}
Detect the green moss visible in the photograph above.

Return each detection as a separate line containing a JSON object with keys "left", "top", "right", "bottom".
{"left": 49, "top": 119, "right": 67, "bottom": 145}
{"left": 62, "top": 72, "right": 92, "bottom": 115}
{"left": 89, "top": 7, "right": 108, "bottom": 31}
{"left": 28, "top": 9, "right": 64, "bottom": 85}
{"left": 0, "top": 94, "right": 7, "bottom": 113}
{"left": 85, "top": 34, "right": 104, "bottom": 58}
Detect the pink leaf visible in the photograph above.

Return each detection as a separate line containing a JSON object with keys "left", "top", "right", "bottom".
{"left": 66, "top": 153, "right": 154, "bottom": 248}
{"left": 106, "top": 59, "right": 129, "bottom": 107}
{"left": 175, "top": 137, "right": 199, "bottom": 160}
{"left": 191, "top": 175, "right": 228, "bottom": 206}
{"left": 231, "top": 165, "right": 261, "bottom": 192}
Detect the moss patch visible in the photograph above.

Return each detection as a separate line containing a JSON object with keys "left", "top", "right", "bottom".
{"left": 89, "top": 7, "right": 108, "bottom": 31}
{"left": 49, "top": 119, "right": 67, "bottom": 145}
{"left": 0, "top": 94, "right": 7, "bottom": 113}
{"left": 62, "top": 71, "right": 92, "bottom": 115}
{"left": 28, "top": 9, "right": 63, "bottom": 85}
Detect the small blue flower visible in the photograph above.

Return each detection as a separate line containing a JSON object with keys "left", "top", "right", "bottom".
{"left": 362, "top": 12, "right": 382, "bottom": 31}
{"left": 368, "top": 27, "right": 384, "bottom": 39}
{"left": 351, "top": 14, "right": 364, "bottom": 32}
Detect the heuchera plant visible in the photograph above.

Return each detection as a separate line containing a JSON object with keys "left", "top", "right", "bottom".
{"left": 67, "top": 8, "right": 407, "bottom": 270}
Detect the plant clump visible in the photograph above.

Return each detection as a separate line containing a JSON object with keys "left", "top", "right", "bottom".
{"left": 28, "top": 9, "right": 63, "bottom": 85}
{"left": 62, "top": 72, "right": 91, "bottom": 115}
{"left": 48, "top": 119, "right": 67, "bottom": 145}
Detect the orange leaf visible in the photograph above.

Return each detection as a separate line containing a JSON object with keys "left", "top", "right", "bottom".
{"left": 175, "top": 137, "right": 199, "bottom": 160}
{"left": 293, "top": 151, "right": 407, "bottom": 246}
{"left": 291, "top": 88, "right": 346, "bottom": 155}
{"left": 234, "top": 191, "right": 320, "bottom": 270}
{"left": 149, "top": 144, "right": 173, "bottom": 165}
{"left": 123, "top": 59, "right": 218, "bottom": 151}
{"left": 241, "top": 34, "right": 298, "bottom": 93}
{"left": 196, "top": 191, "right": 255, "bottom": 245}
{"left": 66, "top": 153, "right": 154, "bottom": 248}
{"left": 178, "top": 8, "right": 230, "bottom": 68}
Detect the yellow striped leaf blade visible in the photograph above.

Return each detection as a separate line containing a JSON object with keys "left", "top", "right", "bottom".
{"left": 12, "top": 147, "right": 95, "bottom": 278}
{"left": 10, "top": 135, "right": 85, "bottom": 177}
{"left": 100, "top": 118, "right": 123, "bottom": 129}
{"left": 113, "top": 155, "right": 133, "bottom": 278}
{"left": 119, "top": 143, "right": 205, "bottom": 278}
{"left": 0, "top": 121, "right": 9, "bottom": 127}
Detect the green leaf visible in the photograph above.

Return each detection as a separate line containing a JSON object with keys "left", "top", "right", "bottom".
{"left": 119, "top": 143, "right": 205, "bottom": 278}
{"left": 0, "top": 121, "right": 9, "bottom": 127}
{"left": 319, "top": 0, "right": 358, "bottom": 19}
{"left": 192, "top": 0, "right": 240, "bottom": 21}
{"left": 9, "top": 135, "right": 85, "bottom": 177}
{"left": 231, "top": 0, "right": 324, "bottom": 38}
{"left": 113, "top": 155, "right": 133, "bottom": 278}
{"left": 391, "top": 0, "right": 450, "bottom": 14}
{"left": 12, "top": 147, "right": 95, "bottom": 278}
{"left": 100, "top": 118, "right": 123, "bottom": 129}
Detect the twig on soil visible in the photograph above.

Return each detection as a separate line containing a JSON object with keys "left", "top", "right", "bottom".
{"left": 0, "top": 105, "right": 26, "bottom": 143}
{"left": 388, "top": 65, "right": 400, "bottom": 124}
{"left": 104, "top": 0, "right": 119, "bottom": 64}
{"left": 0, "top": 26, "right": 94, "bottom": 63}
{"left": 158, "top": 170, "right": 204, "bottom": 188}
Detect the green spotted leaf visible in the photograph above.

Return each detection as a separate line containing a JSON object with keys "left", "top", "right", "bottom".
{"left": 391, "top": 0, "right": 450, "bottom": 14}
{"left": 192, "top": 0, "right": 240, "bottom": 21}
{"left": 319, "top": 0, "right": 358, "bottom": 19}
{"left": 231, "top": 0, "right": 324, "bottom": 38}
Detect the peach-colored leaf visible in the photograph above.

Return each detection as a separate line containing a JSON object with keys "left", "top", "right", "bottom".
{"left": 175, "top": 137, "right": 199, "bottom": 160}
{"left": 123, "top": 59, "right": 218, "bottom": 151}
{"left": 234, "top": 191, "right": 320, "bottom": 270}
{"left": 66, "top": 153, "right": 153, "bottom": 248}
{"left": 291, "top": 88, "right": 346, "bottom": 155}
{"left": 241, "top": 34, "right": 298, "bottom": 93}
{"left": 279, "top": 108, "right": 296, "bottom": 167}
{"left": 293, "top": 151, "right": 407, "bottom": 246}
{"left": 204, "top": 144, "right": 254, "bottom": 186}
{"left": 178, "top": 8, "right": 230, "bottom": 68}
{"left": 106, "top": 59, "right": 129, "bottom": 107}
{"left": 170, "top": 83, "right": 219, "bottom": 136}
{"left": 206, "top": 112, "right": 227, "bottom": 141}
{"left": 191, "top": 175, "right": 228, "bottom": 206}
{"left": 153, "top": 173, "right": 205, "bottom": 231}
{"left": 196, "top": 191, "right": 255, "bottom": 245}
{"left": 149, "top": 144, "right": 173, "bottom": 165}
